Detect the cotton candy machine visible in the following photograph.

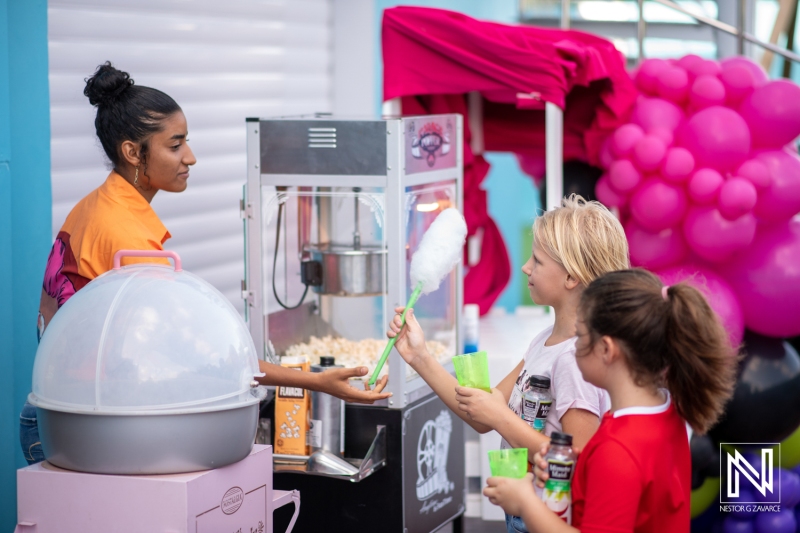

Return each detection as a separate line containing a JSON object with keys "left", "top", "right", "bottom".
{"left": 28, "top": 250, "right": 266, "bottom": 475}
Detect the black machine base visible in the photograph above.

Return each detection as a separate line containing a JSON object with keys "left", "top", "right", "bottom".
{"left": 273, "top": 394, "right": 465, "bottom": 533}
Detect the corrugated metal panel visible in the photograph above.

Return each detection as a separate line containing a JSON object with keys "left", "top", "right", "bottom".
{"left": 48, "top": 0, "right": 332, "bottom": 313}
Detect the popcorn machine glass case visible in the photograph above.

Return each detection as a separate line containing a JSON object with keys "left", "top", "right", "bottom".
{"left": 243, "top": 115, "right": 464, "bottom": 408}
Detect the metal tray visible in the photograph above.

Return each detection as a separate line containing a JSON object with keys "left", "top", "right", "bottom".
{"left": 35, "top": 402, "right": 259, "bottom": 475}
{"left": 273, "top": 425, "right": 386, "bottom": 482}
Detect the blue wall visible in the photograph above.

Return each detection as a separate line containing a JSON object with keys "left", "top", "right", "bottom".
{"left": 0, "top": 1, "right": 52, "bottom": 529}
{"left": 375, "top": 0, "right": 540, "bottom": 311}
{"left": 482, "top": 153, "right": 540, "bottom": 311}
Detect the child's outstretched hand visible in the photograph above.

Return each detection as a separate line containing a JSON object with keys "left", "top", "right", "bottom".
{"left": 455, "top": 386, "right": 507, "bottom": 428}
{"left": 387, "top": 307, "right": 428, "bottom": 367}
{"left": 484, "top": 473, "right": 537, "bottom": 517}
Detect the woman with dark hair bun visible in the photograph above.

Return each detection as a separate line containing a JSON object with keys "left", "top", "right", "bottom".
{"left": 21, "top": 62, "right": 389, "bottom": 465}
{"left": 37, "top": 61, "right": 194, "bottom": 340}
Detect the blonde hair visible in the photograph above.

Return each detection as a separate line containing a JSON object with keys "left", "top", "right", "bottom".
{"left": 533, "top": 194, "right": 630, "bottom": 286}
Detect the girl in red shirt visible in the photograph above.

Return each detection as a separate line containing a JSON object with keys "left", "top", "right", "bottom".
{"left": 484, "top": 269, "right": 737, "bottom": 533}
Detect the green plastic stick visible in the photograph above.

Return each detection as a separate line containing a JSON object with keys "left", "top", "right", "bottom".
{"left": 369, "top": 282, "right": 424, "bottom": 386}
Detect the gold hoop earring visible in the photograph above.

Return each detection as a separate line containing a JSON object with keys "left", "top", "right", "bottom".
{"left": 134, "top": 165, "right": 139, "bottom": 186}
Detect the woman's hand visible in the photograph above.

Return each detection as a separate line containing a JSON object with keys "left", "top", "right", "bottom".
{"left": 315, "top": 367, "right": 391, "bottom": 404}
{"left": 454, "top": 386, "right": 507, "bottom": 428}
{"left": 387, "top": 307, "right": 429, "bottom": 368}
{"left": 484, "top": 473, "right": 538, "bottom": 517}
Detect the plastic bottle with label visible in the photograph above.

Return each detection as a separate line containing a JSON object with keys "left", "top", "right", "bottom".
{"left": 309, "top": 356, "right": 345, "bottom": 456}
{"left": 543, "top": 431, "right": 576, "bottom": 524}
{"left": 521, "top": 375, "right": 552, "bottom": 433}
{"left": 463, "top": 304, "right": 480, "bottom": 354}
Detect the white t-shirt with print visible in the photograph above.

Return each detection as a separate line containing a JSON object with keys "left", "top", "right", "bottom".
{"left": 500, "top": 325, "right": 610, "bottom": 449}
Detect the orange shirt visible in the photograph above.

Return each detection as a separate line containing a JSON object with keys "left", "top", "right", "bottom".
{"left": 38, "top": 171, "right": 171, "bottom": 337}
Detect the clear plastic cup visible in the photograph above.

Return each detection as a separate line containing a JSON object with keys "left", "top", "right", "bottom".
{"left": 452, "top": 351, "right": 491, "bottom": 392}
{"left": 488, "top": 448, "right": 528, "bottom": 478}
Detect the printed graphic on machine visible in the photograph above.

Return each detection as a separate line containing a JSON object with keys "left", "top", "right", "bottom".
{"left": 416, "top": 410, "right": 455, "bottom": 502}
{"left": 405, "top": 116, "right": 457, "bottom": 174}
{"left": 404, "top": 396, "right": 465, "bottom": 532}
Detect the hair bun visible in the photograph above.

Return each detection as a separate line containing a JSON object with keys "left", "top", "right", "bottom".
{"left": 84, "top": 61, "right": 133, "bottom": 107}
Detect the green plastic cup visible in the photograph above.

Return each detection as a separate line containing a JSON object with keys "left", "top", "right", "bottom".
{"left": 488, "top": 448, "right": 528, "bottom": 478}
{"left": 452, "top": 351, "right": 491, "bottom": 392}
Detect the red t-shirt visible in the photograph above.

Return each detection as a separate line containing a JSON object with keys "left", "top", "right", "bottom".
{"left": 571, "top": 394, "right": 691, "bottom": 533}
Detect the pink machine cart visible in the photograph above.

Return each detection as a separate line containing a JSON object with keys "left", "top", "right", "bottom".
{"left": 16, "top": 445, "right": 299, "bottom": 533}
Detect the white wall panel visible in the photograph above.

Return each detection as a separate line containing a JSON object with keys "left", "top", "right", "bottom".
{"left": 332, "top": 0, "right": 375, "bottom": 115}
{"left": 48, "top": 0, "right": 333, "bottom": 313}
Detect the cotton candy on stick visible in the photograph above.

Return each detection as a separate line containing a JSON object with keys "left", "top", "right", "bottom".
{"left": 368, "top": 208, "right": 468, "bottom": 386}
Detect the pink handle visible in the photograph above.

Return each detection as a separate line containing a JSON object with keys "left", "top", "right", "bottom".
{"left": 113, "top": 250, "right": 182, "bottom": 271}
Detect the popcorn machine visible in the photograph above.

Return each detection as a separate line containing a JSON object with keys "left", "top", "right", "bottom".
{"left": 242, "top": 115, "right": 466, "bottom": 532}
{"left": 243, "top": 114, "right": 464, "bottom": 406}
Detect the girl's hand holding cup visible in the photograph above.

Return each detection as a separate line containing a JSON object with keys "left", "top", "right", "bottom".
{"left": 454, "top": 386, "right": 506, "bottom": 426}
{"left": 484, "top": 473, "right": 537, "bottom": 517}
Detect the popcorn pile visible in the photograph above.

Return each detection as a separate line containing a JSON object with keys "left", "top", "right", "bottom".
{"left": 284, "top": 335, "right": 451, "bottom": 378}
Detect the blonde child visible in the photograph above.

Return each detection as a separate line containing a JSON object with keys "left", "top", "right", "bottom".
{"left": 484, "top": 269, "right": 737, "bottom": 533}
{"left": 388, "top": 195, "right": 629, "bottom": 533}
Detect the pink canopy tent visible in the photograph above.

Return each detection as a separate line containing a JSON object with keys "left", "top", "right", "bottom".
{"left": 382, "top": 6, "right": 638, "bottom": 313}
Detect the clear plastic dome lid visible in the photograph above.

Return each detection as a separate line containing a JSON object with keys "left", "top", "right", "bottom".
{"left": 31, "top": 253, "right": 261, "bottom": 413}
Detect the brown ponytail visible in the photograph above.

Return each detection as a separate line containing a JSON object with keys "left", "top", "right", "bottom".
{"left": 580, "top": 269, "right": 736, "bottom": 434}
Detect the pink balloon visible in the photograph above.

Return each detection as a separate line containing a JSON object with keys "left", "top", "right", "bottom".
{"left": 656, "top": 66, "right": 690, "bottom": 104}
{"left": 636, "top": 59, "right": 671, "bottom": 95}
{"left": 630, "top": 179, "right": 688, "bottom": 231}
{"left": 739, "top": 80, "right": 800, "bottom": 149}
{"left": 688, "top": 168, "right": 724, "bottom": 204}
{"left": 596, "top": 176, "right": 626, "bottom": 207}
{"left": 719, "top": 63, "right": 757, "bottom": 106}
{"left": 720, "top": 56, "right": 769, "bottom": 86}
{"left": 691, "top": 59, "right": 722, "bottom": 78}
{"left": 649, "top": 127, "right": 674, "bottom": 147}
{"left": 626, "top": 219, "right": 688, "bottom": 270}
{"left": 689, "top": 75, "right": 726, "bottom": 110}
{"left": 718, "top": 177, "right": 757, "bottom": 220}
{"left": 632, "top": 136, "right": 667, "bottom": 172}
{"left": 753, "top": 148, "right": 800, "bottom": 223}
{"left": 661, "top": 147, "right": 695, "bottom": 183}
{"left": 735, "top": 159, "right": 771, "bottom": 189}
{"left": 683, "top": 206, "right": 756, "bottom": 262}
{"left": 676, "top": 54, "right": 704, "bottom": 75}
{"left": 678, "top": 106, "right": 750, "bottom": 172}
{"left": 631, "top": 97, "right": 684, "bottom": 133}
{"left": 722, "top": 219, "right": 800, "bottom": 338}
{"left": 599, "top": 139, "right": 614, "bottom": 169}
{"left": 608, "top": 159, "right": 642, "bottom": 193}
{"left": 611, "top": 124, "right": 645, "bottom": 157}
{"left": 656, "top": 264, "right": 744, "bottom": 347}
